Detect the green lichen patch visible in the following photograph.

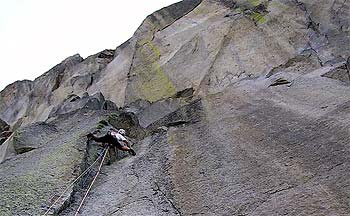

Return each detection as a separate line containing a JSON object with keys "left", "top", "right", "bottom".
{"left": 97, "top": 119, "right": 110, "bottom": 129}
{"left": 106, "top": 113, "right": 118, "bottom": 125}
{"left": 237, "top": 0, "right": 270, "bottom": 25}
{"left": 13, "top": 130, "right": 22, "bottom": 143}
{"left": 248, "top": 0, "right": 265, "bottom": 7}
{"left": 0, "top": 173, "right": 50, "bottom": 215}
{"left": 234, "top": 7, "right": 244, "bottom": 14}
{"left": 250, "top": 11, "right": 268, "bottom": 24}
{"left": 39, "top": 141, "right": 83, "bottom": 177}
{"left": 0, "top": 142, "right": 82, "bottom": 215}
{"left": 132, "top": 39, "right": 176, "bottom": 102}
{"left": 138, "top": 39, "right": 162, "bottom": 66}
{"left": 192, "top": 6, "right": 210, "bottom": 15}
{"left": 138, "top": 63, "right": 176, "bottom": 102}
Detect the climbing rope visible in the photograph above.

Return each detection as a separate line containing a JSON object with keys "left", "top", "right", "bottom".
{"left": 43, "top": 147, "right": 108, "bottom": 216}
{"left": 74, "top": 146, "right": 109, "bottom": 216}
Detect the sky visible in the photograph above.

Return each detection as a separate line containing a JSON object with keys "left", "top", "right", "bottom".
{"left": 0, "top": 0, "right": 181, "bottom": 91}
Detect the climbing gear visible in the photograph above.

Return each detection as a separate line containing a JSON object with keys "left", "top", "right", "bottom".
{"left": 74, "top": 146, "right": 109, "bottom": 216}
{"left": 43, "top": 147, "right": 108, "bottom": 216}
{"left": 86, "top": 133, "right": 93, "bottom": 140}
{"left": 128, "top": 148, "right": 136, "bottom": 156}
{"left": 118, "top": 129, "right": 126, "bottom": 135}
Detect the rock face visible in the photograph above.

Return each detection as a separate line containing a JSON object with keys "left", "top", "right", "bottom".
{"left": 0, "top": 50, "right": 114, "bottom": 127}
{"left": 1, "top": 0, "right": 350, "bottom": 215}
{"left": 0, "top": 118, "right": 10, "bottom": 145}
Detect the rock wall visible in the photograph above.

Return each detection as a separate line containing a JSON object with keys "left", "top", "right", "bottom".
{"left": 1, "top": 0, "right": 349, "bottom": 128}
{"left": 0, "top": 0, "right": 350, "bottom": 215}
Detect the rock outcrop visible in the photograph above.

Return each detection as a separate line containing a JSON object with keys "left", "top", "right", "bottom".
{"left": 0, "top": 118, "right": 10, "bottom": 145}
{"left": 0, "top": 50, "right": 114, "bottom": 127}
{"left": 1, "top": 0, "right": 350, "bottom": 215}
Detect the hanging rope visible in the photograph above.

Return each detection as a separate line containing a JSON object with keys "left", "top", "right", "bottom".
{"left": 74, "top": 146, "right": 109, "bottom": 216}
{"left": 43, "top": 146, "right": 108, "bottom": 216}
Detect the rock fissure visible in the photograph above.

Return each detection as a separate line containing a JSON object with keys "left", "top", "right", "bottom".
{"left": 197, "top": 22, "right": 235, "bottom": 93}
{"left": 155, "top": 0, "right": 203, "bottom": 34}
{"left": 154, "top": 182, "right": 182, "bottom": 216}
{"left": 307, "top": 44, "right": 324, "bottom": 66}
{"left": 327, "top": 162, "right": 344, "bottom": 172}
{"left": 263, "top": 184, "right": 295, "bottom": 195}
{"left": 293, "top": 0, "right": 320, "bottom": 32}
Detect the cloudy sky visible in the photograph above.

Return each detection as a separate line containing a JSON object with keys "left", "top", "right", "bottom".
{"left": 0, "top": 0, "right": 180, "bottom": 91}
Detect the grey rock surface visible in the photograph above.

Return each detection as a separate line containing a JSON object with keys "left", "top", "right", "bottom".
{"left": 0, "top": 50, "right": 113, "bottom": 127}
{"left": 0, "top": 109, "right": 112, "bottom": 215}
{"left": 48, "top": 92, "right": 113, "bottom": 119}
{"left": 2, "top": 0, "right": 349, "bottom": 127}
{"left": 0, "top": 0, "right": 350, "bottom": 215}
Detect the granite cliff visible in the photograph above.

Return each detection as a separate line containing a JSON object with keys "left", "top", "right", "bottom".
{"left": 1, "top": 0, "right": 350, "bottom": 215}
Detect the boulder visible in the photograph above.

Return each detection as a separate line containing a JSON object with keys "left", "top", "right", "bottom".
{"left": 48, "top": 92, "right": 107, "bottom": 119}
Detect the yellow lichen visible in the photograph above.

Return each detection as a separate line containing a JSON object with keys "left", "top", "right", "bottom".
{"left": 248, "top": 0, "right": 265, "bottom": 7}
{"left": 192, "top": 6, "right": 210, "bottom": 15}
{"left": 167, "top": 132, "right": 175, "bottom": 144}
{"left": 137, "top": 62, "right": 176, "bottom": 102}
{"left": 234, "top": 8, "right": 244, "bottom": 14}
{"left": 133, "top": 39, "right": 176, "bottom": 102}
{"left": 250, "top": 12, "right": 268, "bottom": 24}
{"left": 138, "top": 39, "right": 161, "bottom": 60}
